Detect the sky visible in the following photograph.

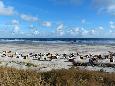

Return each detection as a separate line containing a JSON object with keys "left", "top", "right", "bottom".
{"left": 0, "top": 0, "right": 115, "bottom": 38}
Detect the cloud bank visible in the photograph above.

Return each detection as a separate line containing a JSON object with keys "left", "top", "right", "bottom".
{"left": 92, "top": 0, "right": 115, "bottom": 16}
{"left": 0, "top": 1, "right": 14, "bottom": 16}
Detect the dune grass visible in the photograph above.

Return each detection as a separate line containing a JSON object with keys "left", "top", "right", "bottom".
{"left": 0, "top": 67, "right": 115, "bottom": 86}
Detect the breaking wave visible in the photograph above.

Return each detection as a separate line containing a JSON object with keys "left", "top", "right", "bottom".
{"left": 0, "top": 38, "right": 115, "bottom": 45}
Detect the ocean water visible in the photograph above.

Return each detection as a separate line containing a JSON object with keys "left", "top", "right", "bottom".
{"left": 0, "top": 38, "right": 115, "bottom": 45}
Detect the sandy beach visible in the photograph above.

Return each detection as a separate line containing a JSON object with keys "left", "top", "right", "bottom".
{"left": 0, "top": 43, "right": 115, "bottom": 72}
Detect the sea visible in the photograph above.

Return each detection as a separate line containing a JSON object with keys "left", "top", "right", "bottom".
{"left": 0, "top": 38, "right": 115, "bottom": 45}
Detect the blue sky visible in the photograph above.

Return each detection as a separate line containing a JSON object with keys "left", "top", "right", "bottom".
{"left": 0, "top": 0, "right": 115, "bottom": 38}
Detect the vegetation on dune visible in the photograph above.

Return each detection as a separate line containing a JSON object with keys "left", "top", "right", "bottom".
{"left": 0, "top": 67, "right": 115, "bottom": 86}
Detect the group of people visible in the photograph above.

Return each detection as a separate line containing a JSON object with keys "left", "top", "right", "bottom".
{"left": 0, "top": 50, "right": 115, "bottom": 67}
{"left": 0, "top": 50, "right": 75, "bottom": 61}
{"left": 70, "top": 51, "right": 115, "bottom": 67}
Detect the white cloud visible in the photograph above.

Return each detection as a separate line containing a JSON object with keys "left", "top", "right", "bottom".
{"left": 29, "top": 24, "right": 37, "bottom": 30}
{"left": 78, "top": 27, "right": 96, "bottom": 36}
{"left": 108, "top": 29, "right": 115, "bottom": 36}
{"left": 81, "top": 19, "right": 86, "bottom": 24}
{"left": 0, "top": 1, "right": 14, "bottom": 16}
{"left": 33, "top": 30, "right": 39, "bottom": 35}
{"left": 42, "top": 21, "right": 52, "bottom": 27}
{"left": 93, "top": 0, "right": 115, "bottom": 16}
{"left": 109, "top": 29, "right": 112, "bottom": 33}
{"left": 20, "top": 14, "right": 38, "bottom": 22}
{"left": 107, "top": 5, "right": 115, "bottom": 16}
{"left": 98, "top": 26, "right": 104, "bottom": 30}
{"left": 13, "top": 25, "right": 20, "bottom": 33}
{"left": 68, "top": 27, "right": 83, "bottom": 36}
{"left": 69, "top": 29, "right": 74, "bottom": 35}
{"left": 82, "top": 29, "right": 89, "bottom": 35}
{"left": 56, "top": 24, "right": 65, "bottom": 36}
{"left": 12, "top": 19, "right": 19, "bottom": 25}
{"left": 109, "top": 21, "right": 115, "bottom": 29}
{"left": 75, "top": 27, "right": 83, "bottom": 35}
{"left": 11, "top": 20, "right": 20, "bottom": 34}
{"left": 91, "top": 29, "right": 95, "bottom": 34}
{"left": 58, "top": 31, "right": 64, "bottom": 36}
{"left": 56, "top": 24, "right": 64, "bottom": 30}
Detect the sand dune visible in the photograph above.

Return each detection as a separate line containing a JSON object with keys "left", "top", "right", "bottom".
{"left": 0, "top": 43, "right": 115, "bottom": 72}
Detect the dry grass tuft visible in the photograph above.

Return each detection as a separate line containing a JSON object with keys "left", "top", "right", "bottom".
{"left": 0, "top": 67, "right": 115, "bottom": 86}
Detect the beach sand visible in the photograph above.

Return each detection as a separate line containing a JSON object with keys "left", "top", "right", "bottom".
{"left": 0, "top": 43, "right": 115, "bottom": 72}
